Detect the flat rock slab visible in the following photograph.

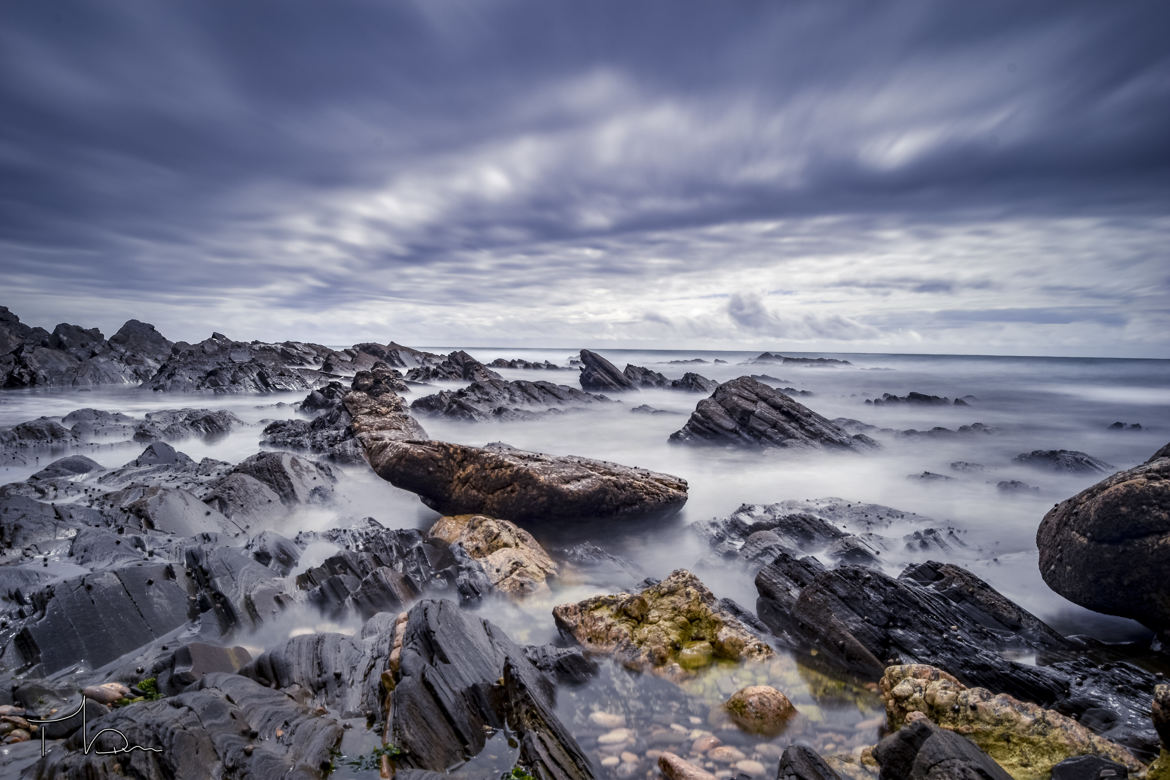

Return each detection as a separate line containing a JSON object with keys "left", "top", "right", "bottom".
{"left": 366, "top": 439, "right": 687, "bottom": 525}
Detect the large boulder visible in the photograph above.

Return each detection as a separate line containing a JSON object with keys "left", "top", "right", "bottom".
{"left": 669, "top": 376, "right": 876, "bottom": 450}
{"left": 880, "top": 665, "right": 1142, "bottom": 780}
{"left": 403, "top": 349, "right": 499, "bottom": 383}
{"left": 428, "top": 514, "right": 557, "bottom": 596}
{"left": 552, "top": 569, "right": 772, "bottom": 677}
{"left": 1037, "top": 445, "right": 1170, "bottom": 633}
{"left": 365, "top": 440, "right": 687, "bottom": 525}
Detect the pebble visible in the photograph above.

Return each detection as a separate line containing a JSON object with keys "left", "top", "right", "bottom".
{"left": 620, "top": 751, "right": 639, "bottom": 764}
{"left": 734, "top": 759, "right": 767, "bottom": 776}
{"left": 601, "top": 756, "right": 620, "bottom": 768}
{"left": 589, "top": 710, "right": 626, "bottom": 729}
{"left": 708, "top": 746, "right": 746, "bottom": 763}
{"left": 598, "top": 727, "right": 633, "bottom": 745}
{"left": 755, "top": 743, "right": 783, "bottom": 759}
{"left": 691, "top": 734, "right": 720, "bottom": 753}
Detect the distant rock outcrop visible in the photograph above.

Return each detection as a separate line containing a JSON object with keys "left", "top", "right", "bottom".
{"left": 411, "top": 375, "right": 609, "bottom": 421}
{"left": 749, "top": 352, "right": 850, "bottom": 366}
{"left": 669, "top": 376, "right": 876, "bottom": 450}
{"left": 1013, "top": 449, "right": 1113, "bottom": 474}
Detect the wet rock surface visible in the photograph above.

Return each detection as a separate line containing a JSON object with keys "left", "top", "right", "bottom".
{"left": 412, "top": 375, "right": 610, "bottom": 421}
{"left": 873, "top": 718, "right": 1011, "bottom": 780}
{"left": 1038, "top": 444, "right": 1170, "bottom": 634}
{"left": 428, "top": 514, "right": 558, "bottom": 595}
{"left": 552, "top": 569, "right": 772, "bottom": 677}
{"left": 366, "top": 439, "right": 688, "bottom": 526}
{"left": 404, "top": 349, "right": 500, "bottom": 383}
{"left": 670, "top": 377, "right": 876, "bottom": 450}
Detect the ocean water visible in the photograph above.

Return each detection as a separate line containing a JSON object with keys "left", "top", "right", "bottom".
{"left": 3, "top": 347, "right": 1168, "bottom": 774}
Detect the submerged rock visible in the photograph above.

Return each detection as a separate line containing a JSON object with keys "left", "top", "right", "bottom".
{"left": 1037, "top": 444, "right": 1170, "bottom": 634}
{"left": 552, "top": 569, "right": 772, "bottom": 676}
{"left": 1014, "top": 449, "right": 1113, "bottom": 474}
{"left": 366, "top": 439, "right": 687, "bottom": 525}
{"left": 429, "top": 514, "right": 557, "bottom": 596}
{"left": 724, "top": 684, "right": 797, "bottom": 735}
{"left": 881, "top": 664, "right": 1142, "bottom": 780}
{"left": 669, "top": 376, "right": 876, "bottom": 450}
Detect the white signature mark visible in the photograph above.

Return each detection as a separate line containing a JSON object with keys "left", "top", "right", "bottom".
{"left": 26, "top": 695, "right": 164, "bottom": 757}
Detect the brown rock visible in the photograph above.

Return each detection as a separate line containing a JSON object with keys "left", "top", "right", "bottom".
{"left": 724, "top": 684, "right": 797, "bottom": 735}
{"left": 429, "top": 514, "right": 557, "bottom": 596}
{"left": 658, "top": 751, "right": 718, "bottom": 780}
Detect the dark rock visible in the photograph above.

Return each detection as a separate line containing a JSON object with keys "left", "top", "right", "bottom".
{"left": 631, "top": 404, "right": 672, "bottom": 415}
{"left": 874, "top": 719, "right": 1011, "bottom": 780}
{"left": 366, "top": 439, "right": 688, "bottom": 525}
{"left": 412, "top": 375, "right": 609, "bottom": 421}
{"left": 386, "top": 599, "right": 592, "bottom": 778}
{"left": 666, "top": 358, "right": 708, "bottom": 364}
{"left": 30, "top": 672, "right": 343, "bottom": 779}
{"left": 910, "top": 471, "right": 955, "bottom": 482}
{"left": 778, "top": 744, "right": 844, "bottom": 779}
{"left": 866, "top": 392, "right": 955, "bottom": 406}
{"left": 404, "top": 350, "right": 499, "bottom": 383}
{"left": 246, "top": 531, "right": 301, "bottom": 575}
{"left": 299, "top": 381, "right": 348, "bottom": 413}
{"left": 523, "top": 644, "right": 599, "bottom": 686}
{"left": 623, "top": 363, "right": 670, "bottom": 388}
{"left": 1050, "top": 755, "right": 1130, "bottom": 779}
{"left": 29, "top": 455, "right": 103, "bottom": 481}
{"left": 133, "top": 408, "right": 242, "bottom": 442}
{"left": 996, "top": 480, "right": 1039, "bottom": 494}
{"left": 146, "top": 332, "right": 334, "bottom": 393}
{"left": 749, "top": 352, "right": 850, "bottom": 366}
{"left": 182, "top": 543, "right": 293, "bottom": 635}
{"left": 1108, "top": 422, "right": 1143, "bottom": 431}
{"left": 669, "top": 377, "right": 876, "bottom": 450}
{"left": 949, "top": 461, "right": 985, "bottom": 473}
{"left": 61, "top": 408, "right": 137, "bottom": 440}
{"left": 108, "top": 318, "right": 173, "bottom": 365}
{"left": 1037, "top": 445, "right": 1170, "bottom": 633}
{"left": 754, "top": 552, "right": 1162, "bottom": 755}
{"left": 578, "top": 349, "right": 635, "bottom": 392}
{"left": 203, "top": 451, "right": 334, "bottom": 520}
{"left": 1014, "top": 449, "right": 1113, "bottom": 474}
{"left": 670, "top": 372, "right": 719, "bottom": 393}
{"left": 163, "top": 641, "right": 253, "bottom": 693}
{"left": 488, "top": 357, "right": 566, "bottom": 370}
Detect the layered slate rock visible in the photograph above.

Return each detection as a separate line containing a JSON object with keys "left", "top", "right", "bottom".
{"left": 203, "top": 451, "right": 335, "bottom": 521}
{"left": 429, "top": 514, "right": 558, "bottom": 596}
{"left": 411, "top": 375, "right": 610, "bottom": 421}
{"left": 873, "top": 719, "right": 1012, "bottom": 780}
{"left": 293, "top": 519, "right": 490, "bottom": 617}
{"left": 1037, "top": 444, "right": 1170, "bottom": 633}
{"left": 578, "top": 349, "right": 635, "bottom": 392}
{"left": 881, "top": 665, "right": 1142, "bottom": 779}
{"left": 146, "top": 332, "right": 328, "bottom": 393}
{"left": 669, "top": 376, "right": 877, "bottom": 450}
{"left": 552, "top": 569, "right": 772, "bottom": 677}
{"left": 29, "top": 672, "right": 343, "bottom": 779}
{"left": 404, "top": 349, "right": 500, "bottom": 383}
{"left": 1, "top": 307, "right": 175, "bottom": 389}
{"left": 754, "top": 553, "right": 1163, "bottom": 755}
{"left": 385, "top": 599, "right": 593, "bottom": 778}
{"left": 365, "top": 440, "right": 688, "bottom": 525}
{"left": 671, "top": 372, "right": 719, "bottom": 393}
{"left": 778, "top": 745, "right": 845, "bottom": 780}
{"left": 1014, "top": 449, "right": 1113, "bottom": 474}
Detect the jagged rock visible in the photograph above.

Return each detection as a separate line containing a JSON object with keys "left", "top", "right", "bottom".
{"left": 345, "top": 369, "right": 428, "bottom": 448}
{"left": 294, "top": 520, "right": 488, "bottom": 617}
{"left": 754, "top": 554, "right": 1161, "bottom": 755}
{"left": 873, "top": 718, "right": 1012, "bottom": 780}
{"left": 881, "top": 665, "right": 1142, "bottom": 779}
{"left": 670, "top": 372, "right": 719, "bottom": 393}
{"left": 146, "top": 332, "right": 336, "bottom": 393}
{"left": 1050, "top": 755, "right": 1130, "bottom": 779}
{"left": 552, "top": 570, "right": 771, "bottom": 677}
{"left": 246, "top": 531, "right": 301, "bottom": 575}
{"left": 108, "top": 318, "right": 173, "bottom": 365}
{"left": 1014, "top": 449, "right": 1113, "bottom": 474}
{"left": 1109, "top": 422, "right": 1143, "bottom": 431}
{"left": 522, "top": 644, "right": 598, "bottom": 686}
{"left": 669, "top": 377, "right": 876, "bottom": 450}
{"left": 749, "top": 352, "right": 850, "bottom": 366}
{"left": 182, "top": 543, "right": 293, "bottom": 635}
{"left": 866, "top": 392, "right": 965, "bottom": 406}
{"left": 578, "top": 349, "right": 635, "bottom": 392}
{"left": 29, "top": 672, "right": 343, "bottom": 779}
{"left": 99, "top": 485, "right": 242, "bottom": 536}
{"left": 631, "top": 404, "right": 671, "bottom": 415}
{"left": 1038, "top": 445, "right": 1170, "bottom": 634}
{"left": 203, "top": 451, "right": 334, "bottom": 521}
{"left": 488, "top": 357, "right": 565, "bottom": 370}
{"left": 366, "top": 439, "right": 687, "bottom": 525}
{"left": 658, "top": 752, "right": 718, "bottom": 780}
{"left": 133, "top": 408, "right": 242, "bottom": 442}
{"left": 385, "top": 599, "right": 592, "bottom": 778}
{"left": 0, "top": 494, "right": 111, "bottom": 565}
{"left": 404, "top": 350, "right": 499, "bottom": 383}
{"left": 28, "top": 455, "right": 103, "bottom": 481}
{"left": 724, "top": 684, "right": 796, "bottom": 735}
{"left": 778, "top": 745, "right": 844, "bottom": 779}
{"left": 60, "top": 408, "right": 137, "bottom": 440}
{"left": 997, "top": 479, "right": 1039, "bottom": 494}
{"left": 412, "top": 375, "right": 609, "bottom": 421}
{"left": 623, "top": 363, "right": 669, "bottom": 388}
{"left": 429, "top": 514, "right": 557, "bottom": 596}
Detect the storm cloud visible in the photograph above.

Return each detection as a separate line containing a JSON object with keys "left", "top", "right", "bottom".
{"left": 1, "top": 1, "right": 1167, "bottom": 356}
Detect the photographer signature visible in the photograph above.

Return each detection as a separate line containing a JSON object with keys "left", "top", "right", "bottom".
{"left": 26, "top": 695, "right": 163, "bottom": 757}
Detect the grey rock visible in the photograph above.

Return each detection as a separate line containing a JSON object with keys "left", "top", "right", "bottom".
{"left": 778, "top": 744, "right": 844, "bottom": 779}
{"left": 412, "top": 375, "right": 609, "bottom": 421}
{"left": 1014, "top": 449, "right": 1113, "bottom": 474}
{"left": 578, "top": 349, "right": 635, "bottom": 392}
{"left": 1050, "top": 755, "right": 1129, "bottom": 779}
{"left": 874, "top": 720, "right": 1011, "bottom": 780}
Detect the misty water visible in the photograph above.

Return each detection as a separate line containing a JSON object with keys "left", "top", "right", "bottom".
{"left": 3, "top": 348, "right": 1168, "bottom": 777}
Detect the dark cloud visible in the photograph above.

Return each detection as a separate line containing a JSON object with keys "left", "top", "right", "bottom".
{"left": 0, "top": 1, "right": 1167, "bottom": 354}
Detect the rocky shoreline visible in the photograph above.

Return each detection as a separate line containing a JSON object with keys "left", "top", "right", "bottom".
{"left": 1, "top": 306, "right": 1168, "bottom": 779}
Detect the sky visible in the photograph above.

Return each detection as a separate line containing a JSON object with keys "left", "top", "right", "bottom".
{"left": 1, "top": 1, "right": 1168, "bottom": 357}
